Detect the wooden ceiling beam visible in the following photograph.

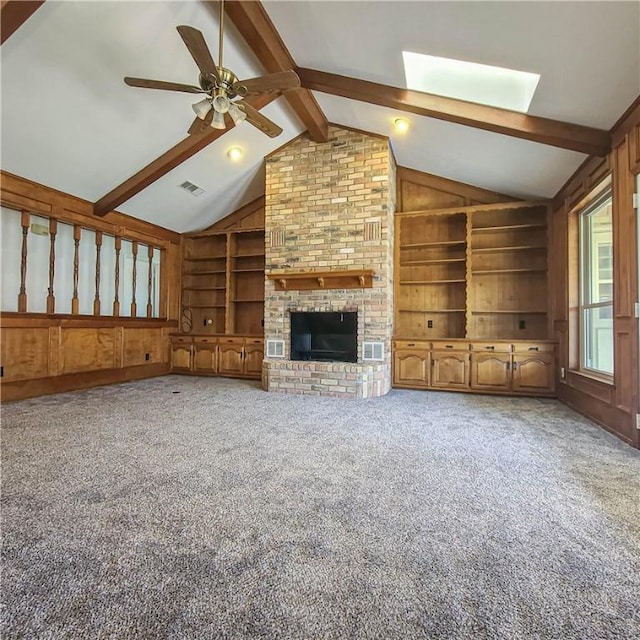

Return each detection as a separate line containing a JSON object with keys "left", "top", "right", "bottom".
{"left": 93, "top": 93, "right": 276, "bottom": 217}
{"left": 222, "top": 0, "right": 328, "bottom": 143}
{"left": 1, "top": 1, "right": 45, "bottom": 45}
{"left": 298, "top": 68, "right": 611, "bottom": 157}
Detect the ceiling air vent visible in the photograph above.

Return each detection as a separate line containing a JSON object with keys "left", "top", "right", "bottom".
{"left": 266, "top": 339, "right": 285, "bottom": 358}
{"left": 363, "top": 341, "right": 384, "bottom": 361}
{"left": 179, "top": 181, "right": 206, "bottom": 197}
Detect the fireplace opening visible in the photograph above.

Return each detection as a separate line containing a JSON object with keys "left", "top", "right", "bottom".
{"left": 290, "top": 311, "right": 357, "bottom": 363}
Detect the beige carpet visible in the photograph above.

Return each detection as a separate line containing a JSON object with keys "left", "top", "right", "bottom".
{"left": 2, "top": 375, "right": 640, "bottom": 639}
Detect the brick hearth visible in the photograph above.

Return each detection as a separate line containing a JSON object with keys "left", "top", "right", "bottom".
{"left": 262, "top": 126, "right": 396, "bottom": 398}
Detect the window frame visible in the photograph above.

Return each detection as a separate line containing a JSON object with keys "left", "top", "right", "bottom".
{"left": 578, "top": 190, "right": 614, "bottom": 378}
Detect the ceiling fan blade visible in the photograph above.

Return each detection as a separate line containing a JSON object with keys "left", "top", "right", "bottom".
{"left": 188, "top": 108, "right": 214, "bottom": 135}
{"left": 234, "top": 70, "right": 300, "bottom": 96}
{"left": 124, "top": 77, "right": 204, "bottom": 94}
{"left": 176, "top": 25, "right": 220, "bottom": 84}
{"left": 237, "top": 100, "right": 283, "bottom": 138}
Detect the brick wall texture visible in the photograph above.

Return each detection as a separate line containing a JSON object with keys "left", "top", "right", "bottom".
{"left": 263, "top": 126, "right": 396, "bottom": 398}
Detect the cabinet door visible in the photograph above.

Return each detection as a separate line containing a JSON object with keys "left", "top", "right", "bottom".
{"left": 393, "top": 350, "right": 429, "bottom": 388}
{"left": 470, "top": 353, "right": 511, "bottom": 391}
{"left": 193, "top": 344, "right": 217, "bottom": 373}
{"left": 217, "top": 343, "right": 244, "bottom": 376}
{"left": 512, "top": 353, "right": 555, "bottom": 395}
{"left": 243, "top": 342, "right": 264, "bottom": 378}
{"left": 431, "top": 351, "right": 470, "bottom": 389}
{"left": 171, "top": 345, "right": 192, "bottom": 372}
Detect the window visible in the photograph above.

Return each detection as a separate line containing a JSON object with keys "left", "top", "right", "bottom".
{"left": 579, "top": 192, "right": 613, "bottom": 375}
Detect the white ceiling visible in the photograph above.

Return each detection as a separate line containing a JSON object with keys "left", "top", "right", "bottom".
{"left": 1, "top": 1, "right": 638, "bottom": 232}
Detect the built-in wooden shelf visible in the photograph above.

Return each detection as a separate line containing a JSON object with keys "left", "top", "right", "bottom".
{"left": 267, "top": 269, "right": 374, "bottom": 291}
{"left": 398, "top": 308, "right": 465, "bottom": 313}
{"left": 401, "top": 258, "right": 466, "bottom": 266}
{"left": 184, "top": 256, "right": 226, "bottom": 262}
{"left": 184, "top": 270, "right": 226, "bottom": 275}
{"left": 399, "top": 279, "right": 466, "bottom": 285}
{"left": 232, "top": 299, "right": 265, "bottom": 303}
{"left": 471, "top": 310, "right": 547, "bottom": 314}
{"left": 472, "top": 245, "right": 546, "bottom": 253}
{"left": 233, "top": 268, "right": 264, "bottom": 273}
{"left": 183, "top": 286, "right": 226, "bottom": 291}
{"left": 402, "top": 240, "right": 466, "bottom": 249}
{"left": 234, "top": 252, "right": 265, "bottom": 258}
{"left": 188, "top": 304, "right": 226, "bottom": 309}
{"left": 472, "top": 223, "right": 546, "bottom": 233}
{"left": 472, "top": 268, "right": 547, "bottom": 275}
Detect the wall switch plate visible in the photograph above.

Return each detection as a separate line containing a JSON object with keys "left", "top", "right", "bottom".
{"left": 560, "top": 367, "right": 566, "bottom": 379}
{"left": 427, "top": 320, "right": 433, "bottom": 328}
{"left": 145, "top": 353, "right": 150, "bottom": 361}
{"left": 519, "top": 320, "right": 526, "bottom": 329}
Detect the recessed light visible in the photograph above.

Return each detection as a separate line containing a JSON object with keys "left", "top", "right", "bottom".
{"left": 394, "top": 118, "right": 409, "bottom": 133}
{"left": 227, "top": 146, "right": 243, "bottom": 161}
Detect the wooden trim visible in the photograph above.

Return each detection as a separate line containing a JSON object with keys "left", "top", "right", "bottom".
{"left": 189, "top": 196, "right": 265, "bottom": 235}
{"left": 93, "top": 94, "right": 276, "bottom": 217}
{"left": 297, "top": 68, "right": 611, "bottom": 157}
{"left": 0, "top": 362, "right": 170, "bottom": 403}
{"left": 223, "top": 0, "right": 328, "bottom": 143}
{"left": 1, "top": 0, "right": 44, "bottom": 45}
{"left": 610, "top": 94, "right": 640, "bottom": 148}
{"left": 1, "top": 171, "right": 180, "bottom": 244}
{"left": 397, "top": 199, "right": 549, "bottom": 218}
{"left": 267, "top": 269, "right": 374, "bottom": 291}
{"left": 397, "top": 166, "right": 519, "bottom": 209}
{"left": 0, "top": 314, "right": 178, "bottom": 329}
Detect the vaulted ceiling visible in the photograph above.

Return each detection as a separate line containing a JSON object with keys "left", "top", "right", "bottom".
{"left": 1, "top": 1, "right": 638, "bottom": 232}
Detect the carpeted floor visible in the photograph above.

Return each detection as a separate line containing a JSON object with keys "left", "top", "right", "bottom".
{"left": 2, "top": 376, "right": 639, "bottom": 640}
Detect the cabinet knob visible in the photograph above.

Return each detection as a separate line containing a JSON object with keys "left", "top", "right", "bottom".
{"left": 485, "top": 346, "right": 495, "bottom": 350}
{"left": 445, "top": 345, "right": 453, "bottom": 349}
{"left": 528, "top": 347, "right": 539, "bottom": 351}
{"left": 407, "top": 343, "right": 415, "bottom": 347}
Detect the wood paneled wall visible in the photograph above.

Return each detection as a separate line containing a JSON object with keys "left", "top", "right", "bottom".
{"left": 0, "top": 172, "right": 181, "bottom": 401}
{"left": 551, "top": 97, "right": 640, "bottom": 448}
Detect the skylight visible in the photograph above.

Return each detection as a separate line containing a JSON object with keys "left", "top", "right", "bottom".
{"left": 402, "top": 51, "right": 540, "bottom": 113}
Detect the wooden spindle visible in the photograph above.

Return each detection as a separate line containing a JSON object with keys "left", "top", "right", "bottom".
{"left": 71, "top": 225, "right": 81, "bottom": 315}
{"left": 146, "top": 245, "right": 154, "bottom": 318}
{"left": 130, "top": 241, "right": 138, "bottom": 317}
{"left": 113, "top": 236, "right": 121, "bottom": 316}
{"left": 18, "top": 211, "right": 29, "bottom": 312}
{"left": 46, "top": 218, "right": 57, "bottom": 314}
{"left": 93, "top": 231, "right": 102, "bottom": 316}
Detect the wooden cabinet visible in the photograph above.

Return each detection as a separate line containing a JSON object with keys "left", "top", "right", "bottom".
{"left": 244, "top": 339, "right": 264, "bottom": 377}
{"left": 512, "top": 352, "right": 555, "bottom": 394}
{"left": 193, "top": 338, "right": 217, "bottom": 373}
{"left": 170, "top": 337, "right": 192, "bottom": 373}
{"left": 169, "top": 335, "right": 263, "bottom": 380}
{"left": 431, "top": 351, "right": 470, "bottom": 389}
{"left": 392, "top": 339, "right": 556, "bottom": 397}
{"left": 217, "top": 339, "right": 245, "bottom": 376}
{"left": 394, "top": 350, "right": 430, "bottom": 388}
{"left": 470, "top": 353, "right": 511, "bottom": 391}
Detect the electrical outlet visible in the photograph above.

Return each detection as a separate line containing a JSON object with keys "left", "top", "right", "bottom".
{"left": 519, "top": 320, "right": 526, "bottom": 329}
{"left": 0, "top": 366, "right": 3, "bottom": 378}
{"left": 427, "top": 320, "right": 433, "bottom": 328}
{"left": 560, "top": 367, "right": 566, "bottom": 379}
{"left": 145, "top": 353, "right": 150, "bottom": 361}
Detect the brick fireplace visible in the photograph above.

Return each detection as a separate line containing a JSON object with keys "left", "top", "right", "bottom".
{"left": 262, "top": 126, "right": 396, "bottom": 398}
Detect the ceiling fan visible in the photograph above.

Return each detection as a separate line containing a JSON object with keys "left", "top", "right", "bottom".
{"left": 123, "top": 0, "right": 300, "bottom": 138}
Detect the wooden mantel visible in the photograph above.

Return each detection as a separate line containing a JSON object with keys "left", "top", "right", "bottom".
{"left": 267, "top": 269, "right": 374, "bottom": 291}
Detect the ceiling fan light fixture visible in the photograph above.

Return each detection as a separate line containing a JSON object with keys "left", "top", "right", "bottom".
{"left": 228, "top": 102, "right": 247, "bottom": 126}
{"left": 192, "top": 98, "right": 212, "bottom": 120}
{"left": 212, "top": 93, "right": 230, "bottom": 114}
{"left": 211, "top": 109, "right": 226, "bottom": 130}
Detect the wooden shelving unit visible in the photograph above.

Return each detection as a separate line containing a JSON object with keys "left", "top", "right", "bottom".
{"left": 180, "top": 228, "right": 265, "bottom": 336}
{"left": 394, "top": 202, "right": 549, "bottom": 341}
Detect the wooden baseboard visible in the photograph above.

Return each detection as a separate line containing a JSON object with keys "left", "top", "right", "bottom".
{"left": 1, "top": 363, "right": 170, "bottom": 402}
